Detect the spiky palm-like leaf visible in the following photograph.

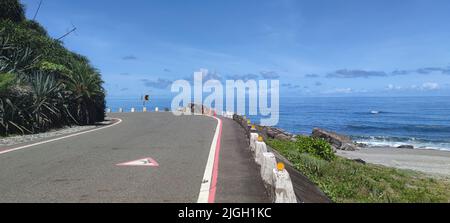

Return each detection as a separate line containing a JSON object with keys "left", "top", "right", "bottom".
{"left": 64, "top": 63, "right": 105, "bottom": 125}
{"left": 28, "top": 72, "right": 65, "bottom": 131}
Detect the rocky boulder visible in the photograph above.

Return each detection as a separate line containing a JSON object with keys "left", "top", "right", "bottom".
{"left": 264, "top": 127, "right": 295, "bottom": 141}
{"left": 312, "top": 128, "right": 359, "bottom": 151}
{"left": 398, "top": 145, "right": 414, "bottom": 149}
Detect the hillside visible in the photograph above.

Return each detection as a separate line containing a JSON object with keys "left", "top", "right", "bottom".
{"left": 0, "top": 0, "right": 105, "bottom": 135}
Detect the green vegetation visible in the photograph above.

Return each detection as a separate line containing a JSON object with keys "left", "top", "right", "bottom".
{"left": 267, "top": 137, "right": 450, "bottom": 203}
{"left": 0, "top": 0, "right": 26, "bottom": 23}
{"left": 269, "top": 136, "right": 335, "bottom": 161}
{"left": 0, "top": 1, "right": 105, "bottom": 136}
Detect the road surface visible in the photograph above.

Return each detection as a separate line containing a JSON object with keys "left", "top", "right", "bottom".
{"left": 0, "top": 113, "right": 268, "bottom": 203}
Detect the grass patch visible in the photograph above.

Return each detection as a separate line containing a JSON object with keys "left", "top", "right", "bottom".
{"left": 267, "top": 137, "right": 450, "bottom": 203}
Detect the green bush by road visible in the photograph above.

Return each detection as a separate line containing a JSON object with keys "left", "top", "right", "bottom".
{"left": 267, "top": 137, "right": 450, "bottom": 203}
{"left": 1, "top": 0, "right": 105, "bottom": 135}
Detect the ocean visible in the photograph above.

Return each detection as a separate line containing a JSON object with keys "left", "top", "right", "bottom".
{"left": 107, "top": 96, "right": 450, "bottom": 151}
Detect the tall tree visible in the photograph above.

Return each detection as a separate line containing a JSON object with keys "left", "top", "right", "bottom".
{"left": 0, "top": 0, "right": 26, "bottom": 23}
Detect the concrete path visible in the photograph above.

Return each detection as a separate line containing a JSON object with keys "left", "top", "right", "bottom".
{"left": 0, "top": 113, "right": 269, "bottom": 203}
{"left": 215, "top": 118, "right": 270, "bottom": 203}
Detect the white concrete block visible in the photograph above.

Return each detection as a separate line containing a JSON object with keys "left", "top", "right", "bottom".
{"left": 131, "top": 108, "right": 135, "bottom": 113}
{"left": 223, "top": 111, "right": 234, "bottom": 119}
{"left": 155, "top": 107, "right": 159, "bottom": 112}
{"left": 272, "top": 169, "right": 297, "bottom": 203}
{"left": 118, "top": 108, "right": 123, "bottom": 113}
{"left": 255, "top": 141, "right": 267, "bottom": 165}
{"left": 143, "top": 107, "right": 147, "bottom": 112}
{"left": 250, "top": 133, "right": 259, "bottom": 152}
{"left": 261, "top": 152, "right": 277, "bottom": 185}
{"left": 180, "top": 107, "right": 190, "bottom": 115}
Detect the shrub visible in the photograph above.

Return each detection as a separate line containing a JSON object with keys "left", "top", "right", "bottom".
{"left": 268, "top": 136, "right": 335, "bottom": 161}
{"left": 0, "top": 73, "right": 15, "bottom": 93}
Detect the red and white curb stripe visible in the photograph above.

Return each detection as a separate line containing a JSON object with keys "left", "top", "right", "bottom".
{"left": 0, "top": 118, "right": 123, "bottom": 155}
{"left": 197, "top": 115, "right": 223, "bottom": 203}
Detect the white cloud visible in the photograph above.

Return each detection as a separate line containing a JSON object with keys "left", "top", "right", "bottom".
{"left": 421, "top": 82, "right": 440, "bottom": 90}
{"left": 386, "top": 84, "right": 402, "bottom": 90}
{"left": 386, "top": 82, "right": 440, "bottom": 91}
{"left": 324, "top": 88, "right": 353, "bottom": 94}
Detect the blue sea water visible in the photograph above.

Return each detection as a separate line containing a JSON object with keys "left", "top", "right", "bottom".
{"left": 107, "top": 96, "right": 450, "bottom": 151}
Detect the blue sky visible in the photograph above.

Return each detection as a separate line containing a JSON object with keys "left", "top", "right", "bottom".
{"left": 22, "top": 0, "right": 450, "bottom": 98}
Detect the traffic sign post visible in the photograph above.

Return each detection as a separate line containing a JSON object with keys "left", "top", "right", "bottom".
{"left": 142, "top": 94, "right": 150, "bottom": 110}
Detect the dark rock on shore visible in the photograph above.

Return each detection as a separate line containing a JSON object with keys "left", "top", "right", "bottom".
{"left": 232, "top": 114, "right": 298, "bottom": 142}
{"left": 267, "top": 128, "right": 300, "bottom": 142}
{"left": 355, "top": 142, "right": 368, "bottom": 148}
{"left": 231, "top": 115, "right": 360, "bottom": 152}
{"left": 312, "top": 128, "right": 359, "bottom": 151}
{"left": 352, "top": 159, "right": 366, "bottom": 165}
{"left": 265, "top": 127, "right": 295, "bottom": 141}
{"left": 398, "top": 145, "right": 414, "bottom": 149}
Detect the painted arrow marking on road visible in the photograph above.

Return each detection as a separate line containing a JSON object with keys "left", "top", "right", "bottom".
{"left": 116, "top": 157, "right": 159, "bottom": 167}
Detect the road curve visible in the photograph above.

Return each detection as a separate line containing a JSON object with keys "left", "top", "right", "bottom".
{"left": 0, "top": 113, "right": 217, "bottom": 203}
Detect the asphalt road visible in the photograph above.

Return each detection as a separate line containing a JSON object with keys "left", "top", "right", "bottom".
{"left": 0, "top": 113, "right": 218, "bottom": 203}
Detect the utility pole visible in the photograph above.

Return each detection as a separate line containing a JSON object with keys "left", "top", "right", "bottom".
{"left": 57, "top": 24, "right": 77, "bottom": 41}
{"left": 33, "top": 0, "right": 43, "bottom": 21}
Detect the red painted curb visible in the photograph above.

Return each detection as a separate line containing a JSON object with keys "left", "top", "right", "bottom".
{"left": 208, "top": 117, "right": 223, "bottom": 203}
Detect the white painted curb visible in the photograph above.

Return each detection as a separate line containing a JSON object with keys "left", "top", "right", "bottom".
{"left": 255, "top": 141, "right": 268, "bottom": 165}
{"left": 249, "top": 133, "right": 259, "bottom": 152}
{"left": 272, "top": 169, "right": 297, "bottom": 203}
{"left": 261, "top": 152, "right": 277, "bottom": 185}
{"left": 197, "top": 115, "right": 222, "bottom": 203}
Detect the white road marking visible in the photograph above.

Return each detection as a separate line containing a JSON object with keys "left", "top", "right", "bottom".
{"left": 116, "top": 157, "right": 159, "bottom": 167}
{"left": 197, "top": 115, "right": 222, "bottom": 203}
{"left": 0, "top": 118, "right": 123, "bottom": 155}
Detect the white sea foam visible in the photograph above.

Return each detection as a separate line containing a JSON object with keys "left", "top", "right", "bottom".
{"left": 355, "top": 138, "right": 450, "bottom": 151}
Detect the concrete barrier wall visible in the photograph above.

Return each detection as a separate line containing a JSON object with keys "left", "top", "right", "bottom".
{"left": 223, "top": 111, "right": 234, "bottom": 119}
{"left": 261, "top": 152, "right": 277, "bottom": 185}
{"left": 272, "top": 169, "right": 297, "bottom": 203}
{"left": 233, "top": 115, "right": 251, "bottom": 138}
{"left": 231, "top": 114, "right": 298, "bottom": 203}
{"left": 249, "top": 133, "right": 259, "bottom": 152}
{"left": 107, "top": 105, "right": 234, "bottom": 117}
{"left": 107, "top": 107, "right": 168, "bottom": 113}
{"left": 254, "top": 139, "right": 297, "bottom": 203}
{"left": 254, "top": 141, "right": 268, "bottom": 165}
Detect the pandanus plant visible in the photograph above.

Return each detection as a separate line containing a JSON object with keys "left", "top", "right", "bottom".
{"left": 64, "top": 63, "right": 105, "bottom": 125}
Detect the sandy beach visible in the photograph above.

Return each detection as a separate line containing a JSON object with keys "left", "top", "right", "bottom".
{"left": 337, "top": 147, "right": 450, "bottom": 178}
